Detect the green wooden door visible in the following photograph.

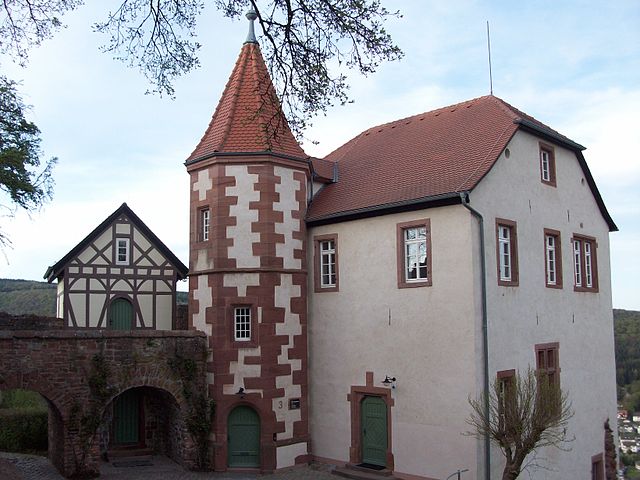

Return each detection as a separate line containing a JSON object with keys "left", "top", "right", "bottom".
{"left": 361, "top": 396, "right": 387, "bottom": 467}
{"left": 109, "top": 298, "right": 133, "bottom": 330}
{"left": 113, "top": 389, "right": 139, "bottom": 445}
{"left": 227, "top": 406, "right": 260, "bottom": 468}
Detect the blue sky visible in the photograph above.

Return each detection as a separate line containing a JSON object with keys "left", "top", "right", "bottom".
{"left": 1, "top": 1, "right": 638, "bottom": 309}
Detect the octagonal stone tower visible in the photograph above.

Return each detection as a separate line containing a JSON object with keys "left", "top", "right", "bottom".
{"left": 186, "top": 13, "right": 310, "bottom": 472}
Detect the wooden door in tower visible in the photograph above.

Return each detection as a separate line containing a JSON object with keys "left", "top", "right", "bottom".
{"left": 227, "top": 406, "right": 260, "bottom": 468}
{"left": 361, "top": 396, "right": 387, "bottom": 467}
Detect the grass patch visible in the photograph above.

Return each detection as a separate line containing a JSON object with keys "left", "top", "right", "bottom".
{"left": 1, "top": 390, "right": 47, "bottom": 410}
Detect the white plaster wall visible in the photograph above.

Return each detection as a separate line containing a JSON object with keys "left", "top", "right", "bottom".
{"left": 115, "top": 223, "right": 130, "bottom": 235}
{"left": 56, "top": 281, "right": 64, "bottom": 318}
{"left": 156, "top": 294, "right": 172, "bottom": 330}
{"left": 471, "top": 130, "right": 617, "bottom": 479}
{"left": 226, "top": 165, "right": 260, "bottom": 268}
{"left": 133, "top": 228, "right": 152, "bottom": 252}
{"left": 93, "top": 230, "right": 111, "bottom": 252}
{"left": 309, "top": 206, "right": 481, "bottom": 480}
{"left": 276, "top": 442, "right": 308, "bottom": 469}
{"left": 274, "top": 166, "right": 303, "bottom": 270}
{"left": 69, "top": 293, "right": 86, "bottom": 327}
{"left": 137, "top": 294, "right": 153, "bottom": 328}
{"left": 89, "top": 293, "right": 104, "bottom": 326}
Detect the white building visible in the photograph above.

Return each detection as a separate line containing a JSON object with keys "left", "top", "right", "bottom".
{"left": 185, "top": 15, "right": 618, "bottom": 480}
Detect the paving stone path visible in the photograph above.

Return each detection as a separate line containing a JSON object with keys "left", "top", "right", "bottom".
{"left": 0, "top": 452, "right": 338, "bottom": 480}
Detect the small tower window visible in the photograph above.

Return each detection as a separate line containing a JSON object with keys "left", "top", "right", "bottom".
{"left": 200, "top": 208, "right": 210, "bottom": 241}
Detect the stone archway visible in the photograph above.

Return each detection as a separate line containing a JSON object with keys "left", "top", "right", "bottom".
{"left": 102, "top": 385, "right": 193, "bottom": 466}
{"left": 0, "top": 328, "right": 208, "bottom": 478}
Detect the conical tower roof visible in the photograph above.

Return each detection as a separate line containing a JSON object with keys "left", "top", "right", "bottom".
{"left": 187, "top": 37, "right": 306, "bottom": 162}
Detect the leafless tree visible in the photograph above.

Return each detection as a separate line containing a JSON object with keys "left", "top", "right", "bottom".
{"left": 0, "top": 0, "right": 403, "bottom": 137}
{"left": 466, "top": 367, "right": 574, "bottom": 480}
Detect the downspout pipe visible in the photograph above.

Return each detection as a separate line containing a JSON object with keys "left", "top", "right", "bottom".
{"left": 460, "top": 192, "right": 490, "bottom": 480}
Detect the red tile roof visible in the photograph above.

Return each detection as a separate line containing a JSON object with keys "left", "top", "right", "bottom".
{"left": 307, "top": 95, "right": 615, "bottom": 232}
{"left": 187, "top": 42, "right": 306, "bottom": 161}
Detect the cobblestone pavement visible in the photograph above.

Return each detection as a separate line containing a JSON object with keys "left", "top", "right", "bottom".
{"left": 0, "top": 452, "right": 338, "bottom": 480}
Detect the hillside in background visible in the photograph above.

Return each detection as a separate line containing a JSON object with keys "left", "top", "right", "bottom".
{"left": 0, "top": 279, "right": 56, "bottom": 316}
{"left": 615, "top": 309, "right": 640, "bottom": 411}
{"left": 0, "top": 279, "right": 188, "bottom": 317}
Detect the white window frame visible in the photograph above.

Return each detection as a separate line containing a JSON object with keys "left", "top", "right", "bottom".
{"left": 319, "top": 239, "right": 336, "bottom": 287}
{"left": 234, "top": 306, "right": 251, "bottom": 341}
{"left": 545, "top": 234, "right": 557, "bottom": 285}
{"left": 573, "top": 239, "right": 583, "bottom": 287}
{"left": 404, "top": 226, "right": 428, "bottom": 282}
{"left": 584, "top": 241, "right": 593, "bottom": 288}
{"left": 540, "top": 149, "right": 551, "bottom": 182}
{"left": 115, "top": 238, "right": 130, "bottom": 265}
{"left": 498, "top": 225, "right": 512, "bottom": 281}
{"left": 201, "top": 209, "right": 210, "bottom": 241}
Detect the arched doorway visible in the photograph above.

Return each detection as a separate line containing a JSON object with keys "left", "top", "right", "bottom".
{"left": 361, "top": 396, "right": 387, "bottom": 467}
{"left": 112, "top": 389, "right": 140, "bottom": 446}
{"left": 109, "top": 298, "right": 133, "bottom": 330}
{"left": 227, "top": 405, "right": 260, "bottom": 468}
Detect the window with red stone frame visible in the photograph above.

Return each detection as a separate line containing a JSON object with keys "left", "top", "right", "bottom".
{"left": 396, "top": 219, "right": 432, "bottom": 289}
{"left": 314, "top": 234, "right": 339, "bottom": 293}
{"left": 544, "top": 229, "right": 563, "bottom": 289}
{"left": 496, "top": 218, "right": 518, "bottom": 286}
{"left": 497, "top": 369, "right": 515, "bottom": 428}
{"left": 200, "top": 208, "right": 210, "bottom": 242}
{"left": 572, "top": 234, "right": 599, "bottom": 293}
{"left": 536, "top": 342, "right": 560, "bottom": 387}
{"left": 539, "top": 143, "right": 556, "bottom": 187}
{"left": 591, "top": 453, "right": 604, "bottom": 480}
{"left": 230, "top": 304, "right": 259, "bottom": 347}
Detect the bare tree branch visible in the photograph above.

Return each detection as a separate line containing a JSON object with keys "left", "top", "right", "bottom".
{"left": 465, "top": 367, "right": 574, "bottom": 480}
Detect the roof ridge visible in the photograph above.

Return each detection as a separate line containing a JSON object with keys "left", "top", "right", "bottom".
{"left": 351, "top": 95, "right": 496, "bottom": 136}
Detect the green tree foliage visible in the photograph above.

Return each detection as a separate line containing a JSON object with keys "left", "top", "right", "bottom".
{"left": 1, "top": 1, "right": 403, "bottom": 136}
{"left": 0, "top": 75, "right": 56, "bottom": 247}
{"left": 615, "top": 309, "right": 640, "bottom": 384}
{"left": 0, "top": 278, "right": 56, "bottom": 315}
{"left": 466, "top": 368, "right": 574, "bottom": 480}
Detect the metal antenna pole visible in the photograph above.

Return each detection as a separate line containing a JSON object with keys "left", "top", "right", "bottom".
{"left": 486, "top": 21, "right": 493, "bottom": 95}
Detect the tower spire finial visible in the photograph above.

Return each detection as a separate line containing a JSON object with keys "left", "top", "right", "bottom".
{"left": 245, "top": 8, "right": 258, "bottom": 44}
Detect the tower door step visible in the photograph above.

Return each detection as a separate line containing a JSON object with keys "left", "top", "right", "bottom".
{"left": 333, "top": 463, "right": 398, "bottom": 480}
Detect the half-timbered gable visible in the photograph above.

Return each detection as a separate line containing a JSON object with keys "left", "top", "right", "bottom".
{"left": 45, "top": 203, "right": 188, "bottom": 330}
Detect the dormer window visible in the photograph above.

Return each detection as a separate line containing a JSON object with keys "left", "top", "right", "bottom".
{"left": 116, "top": 238, "right": 130, "bottom": 265}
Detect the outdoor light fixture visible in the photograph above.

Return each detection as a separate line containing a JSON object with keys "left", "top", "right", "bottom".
{"left": 236, "top": 387, "right": 245, "bottom": 395}
{"left": 382, "top": 376, "right": 397, "bottom": 388}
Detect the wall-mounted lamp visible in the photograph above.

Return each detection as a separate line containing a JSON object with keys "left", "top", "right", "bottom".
{"left": 236, "top": 387, "right": 245, "bottom": 398}
{"left": 382, "top": 375, "right": 397, "bottom": 389}
{"left": 446, "top": 468, "right": 469, "bottom": 480}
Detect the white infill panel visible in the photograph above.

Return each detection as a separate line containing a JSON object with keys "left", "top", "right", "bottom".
{"left": 226, "top": 165, "right": 260, "bottom": 268}
{"left": 274, "top": 167, "right": 303, "bottom": 270}
{"left": 193, "top": 169, "right": 212, "bottom": 201}
{"left": 274, "top": 275, "right": 302, "bottom": 440}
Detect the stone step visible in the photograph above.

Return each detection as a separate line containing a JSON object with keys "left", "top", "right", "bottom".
{"left": 108, "top": 447, "right": 154, "bottom": 458}
{"left": 333, "top": 464, "right": 399, "bottom": 480}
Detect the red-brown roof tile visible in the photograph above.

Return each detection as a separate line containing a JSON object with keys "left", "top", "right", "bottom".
{"left": 307, "top": 95, "right": 605, "bottom": 224}
{"left": 187, "top": 42, "right": 306, "bottom": 161}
